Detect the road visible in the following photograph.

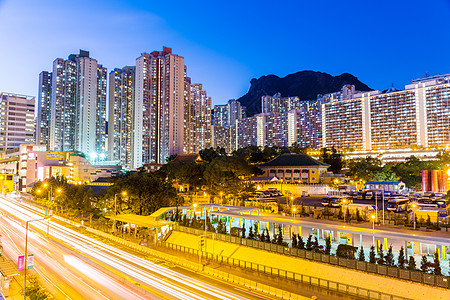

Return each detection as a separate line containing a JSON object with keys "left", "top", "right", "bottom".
{"left": 0, "top": 196, "right": 274, "bottom": 300}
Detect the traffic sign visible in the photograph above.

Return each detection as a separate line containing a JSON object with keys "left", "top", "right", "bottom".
{"left": 27, "top": 254, "right": 34, "bottom": 270}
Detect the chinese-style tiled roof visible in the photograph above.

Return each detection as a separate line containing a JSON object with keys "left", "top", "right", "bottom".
{"left": 170, "top": 154, "right": 206, "bottom": 164}
{"left": 259, "top": 153, "right": 330, "bottom": 168}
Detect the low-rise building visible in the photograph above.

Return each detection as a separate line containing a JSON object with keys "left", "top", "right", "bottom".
{"left": 258, "top": 153, "right": 329, "bottom": 183}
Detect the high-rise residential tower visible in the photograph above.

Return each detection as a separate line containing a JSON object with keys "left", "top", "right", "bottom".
{"left": 185, "top": 83, "right": 211, "bottom": 153}
{"left": 108, "top": 66, "right": 135, "bottom": 167}
{"left": 0, "top": 93, "right": 35, "bottom": 151}
{"left": 37, "top": 71, "right": 52, "bottom": 146}
{"left": 44, "top": 50, "right": 107, "bottom": 156}
{"left": 132, "top": 47, "right": 185, "bottom": 168}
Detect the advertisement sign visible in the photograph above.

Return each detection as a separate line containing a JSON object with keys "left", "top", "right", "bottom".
{"left": 17, "top": 256, "right": 25, "bottom": 271}
{"left": 27, "top": 254, "right": 34, "bottom": 269}
{"left": 46, "top": 151, "right": 65, "bottom": 161}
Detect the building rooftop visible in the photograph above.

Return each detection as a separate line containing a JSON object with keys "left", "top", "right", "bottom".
{"left": 170, "top": 154, "right": 206, "bottom": 164}
{"left": 259, "top": 153, "right": 330, "bottom": 168}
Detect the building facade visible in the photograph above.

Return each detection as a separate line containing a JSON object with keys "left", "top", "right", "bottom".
{"left": 184, "top": 83, "right": 211, "bottom": 153}
{"left": 37, "top": 71, "right": 52, "bottom": 145}
{"left": 132, "top": 47, "right": 185, "bottom": 168}
{"left": 322, "top": 74, "right": 450, "bottom": 151}
{"left": 0, "top": 93, "right": 35, "bottom": 152}
{"left": 108, "top": 66, "right": 135, "bottom": 167}
{"left": 43, "top": 50, "right": 107, "bottom": 156}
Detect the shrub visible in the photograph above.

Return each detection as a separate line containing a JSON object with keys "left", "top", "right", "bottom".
{"left": 324, "top": 235, "right": 331, "bottom": 255}
{"left": 369, "top": 245, "right": 376, "bottom": 263}
{"left": 297, "top": 234, "right": 305, "bottom": 249}
{"left": 305, "top": 235, "right": 313, "bottom": 251}
{"left": 291, "top": 233, "right": 297, "bottom": 248}
{"left": 385, "top": 245, "right": 394, "bottom": 266}
{"left": 377, "top": 244, "right": 385, "bottom": 265}
{"left": 336, "top": 244, "right": 357, "bottom": 259}
{"left": 397, "top": 246, "right": 406, "bottom": 269}
{"left": 433, "top": 252, "right": 441, "bottom": 276}
{"left": 408, "top": 256, "right": 416, "bottom": 271}
{"left": 358, "top": 246, "right": 365, "bottom": 261}
{"left": 420, "top": 255, "right": 429, "bottom": 273}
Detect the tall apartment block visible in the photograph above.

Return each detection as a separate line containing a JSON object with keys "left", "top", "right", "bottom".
{"left": 108, "top": 66, "right": 135, "bottom": 167}
{"left": 132, "top": 47, "right": 185, "bottom": 168}
{"left": 322, "top": 74, "right": 450, "bottom": 151}
{"left": 262, "top": 93, "right": 302, "bottom": 114}
{"left": 184, "top": 83, "right": 211, "bottom": 153}
{"left": 213, "top": 99, "right": 244, "bottom": 127}
{"left": 0, "top": 93, "right": 35, "bottom": 152}
{"left": 41, "top": 50, "right": 107, "bottom": 156}
{"left": 37, "top": 71, "right": 52, "bottom": 145}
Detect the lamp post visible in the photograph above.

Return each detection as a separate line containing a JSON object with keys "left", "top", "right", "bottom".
{"left": 220, "top": 192, "right": 223, "bottom": 205}
{"left": 342, "top": 199, "right": 347, "bottom": 223}
{"left": 113, "top": 191, "right": 127, "bottom": 232}
{"left": 411, "top": 203, "right": 417, "bottom": 230}
{"left": 292, "top": 208, "right": 296, "bottom": 220}
{"left": 371, "top": 214, "right": 376, "bottom": 246}
{"left": 23, "top": 217, "right": 49, "bottom": 300}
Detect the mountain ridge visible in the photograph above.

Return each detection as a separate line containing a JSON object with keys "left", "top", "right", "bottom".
{"left": 237, "top": 70, "right": 372, "bottom": 116}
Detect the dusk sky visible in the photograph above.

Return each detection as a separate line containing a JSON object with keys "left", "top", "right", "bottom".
{"left": 1, "top": 0, "right": 449, "bottom": 105}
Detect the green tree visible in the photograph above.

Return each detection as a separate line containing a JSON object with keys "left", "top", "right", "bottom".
{"left": 377, "top": 244, "right": 385, "bottom": 265}
{"left": 248, "top": 225, "right": 254, "bottom": 240}
{"left": 23, "top": 274, "right": 49, "bottom": 300}
{"left": 397, "top": 246, "right": 406, "bottom": 269}
{"left": 358, "top": 246, "right": 365, "bottom": 261}
{"left": 241, "top": 227, "right": 246, "bottom": 239}
{"left": 324, "top": 236, "right": 331, "bottom": 255}
{"left": 433, "top": 252, "right": 442, "bottom": 276}
{"left": 297, "top": 234, "right": 305, "bottom": 249}
{"left": 291, "top": 233, "right": 298, "bottom": 248}
{"left": 320, "top": 147, "right": 344, "bottom": 174}
{"left": 276, "top": 226, "right": 284, "bottom": 245}
{"left": 265, "top": 229, "right": 271, "bottom": 243}
{"left": 408, "top": 256, "right": 416, "bottom": 271}
{"left": 385, "top": 245, "right": 394, "bottom": 266}
{"left": 369, "top": 245, "right": 376, "bottom": 263}
{"left": 420, "top": 255, "right": 429, "bottom": 273}
{"left": 305, "top": 235, "right": 313, "bottom": 251}
{"left": 312, "top": 236, "right": 320, "bottom": 252}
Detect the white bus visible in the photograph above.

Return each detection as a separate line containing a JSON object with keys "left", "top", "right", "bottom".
{"left": 387, "top": 198, "right": 410, "bottom": 212}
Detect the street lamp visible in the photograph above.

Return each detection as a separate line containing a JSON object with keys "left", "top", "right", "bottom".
{"left": 411, "top": 202, "right": 417, "bottom": 230}
{"left": 292, "top": 208, "right": 296, "bottom": 220}
{"left": 220, "top": 192, "right": 223, "bottom": 205}
{"left": 113, "top": 191, "right": 127, "bottom": 233}
{"left": 23, "top": 217, "right": 49, "bottom": 300}
{"left": 342, "top": 199, "right": 347, "bottom": 222}
{"left": 371, "top": 214, "right": 376, "bottom": 245}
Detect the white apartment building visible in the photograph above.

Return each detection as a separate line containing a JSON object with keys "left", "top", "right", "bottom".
{"left": 0, "top": 93, "right": 35, "bottom": 152}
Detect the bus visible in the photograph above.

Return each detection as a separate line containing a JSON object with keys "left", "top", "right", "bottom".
{"left": 386, "top": 198, "right": 410, "bottom": 212}
{"left": 322, "top": 196, "right": 352, "bottom": 207}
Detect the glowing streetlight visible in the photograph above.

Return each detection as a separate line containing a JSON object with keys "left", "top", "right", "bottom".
{"left": 411, "top": 202, "right": 417, "bottom": 230}
{"left": 292, "top": 208, "right": 296, "bottom": 220}
{"left": 371, "top": 214, "right": 376, "bottom": 245}
{"left": 220, "top": 192, "right": 223, "bottom": 205}
{"left": 113, "top": 191, "right": 127, "bottom": 232}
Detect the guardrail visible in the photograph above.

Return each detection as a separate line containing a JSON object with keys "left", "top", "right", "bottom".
{"left": 163, "top": 241, "right": 411, "bottom": 300}
{"left": 174, "top": 225, "right": 450, "bottom": 290}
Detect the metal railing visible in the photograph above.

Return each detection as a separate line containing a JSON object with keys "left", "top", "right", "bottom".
{"left": 163, "top": 241, "right": 411, "bottom": 300}
{"left": 174, "top": 225, "right": 450, "bottom": 290}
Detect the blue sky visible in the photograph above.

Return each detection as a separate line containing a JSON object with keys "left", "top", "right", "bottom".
{"left": 0, "top": 0, "right": 449, "bottom": 105}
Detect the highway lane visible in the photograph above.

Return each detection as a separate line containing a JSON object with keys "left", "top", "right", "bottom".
{"left": 0, "top": 210, "right": 153, "bottom": 300}
{"left": 0, "top": 196, "right": 271, "bottom": 300}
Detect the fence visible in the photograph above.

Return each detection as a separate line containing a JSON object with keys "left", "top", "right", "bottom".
{"left": 174, "top": 225, "right": 450, "bottom": 290}
{"left": 85, "top": 227, "right": 306, "bottom": 300}
{"left": 163, "top": 241, "right": 412, "bottom": 300}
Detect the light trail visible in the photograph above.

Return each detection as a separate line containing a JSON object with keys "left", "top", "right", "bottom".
{"left": 0, "top": 196, "right": 257, "bottom": 300}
